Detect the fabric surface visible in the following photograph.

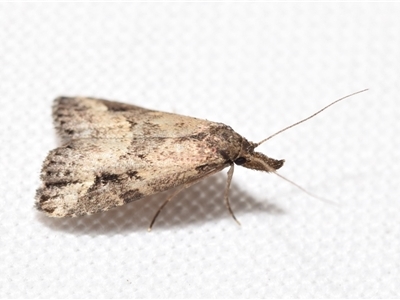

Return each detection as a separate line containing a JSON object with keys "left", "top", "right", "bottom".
{"left": 1, "top": 3, "right": 399, "bottom": 298}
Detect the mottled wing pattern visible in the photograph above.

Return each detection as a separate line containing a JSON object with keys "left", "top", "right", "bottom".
{"left": 53, "top": 97, "right": 215, "bottom": 142}
{"left": 36, "top": 97, "right": 233, "bottom": 217}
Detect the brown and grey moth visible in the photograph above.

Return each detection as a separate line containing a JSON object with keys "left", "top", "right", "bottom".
{"left": 36, "top": 90, "right": 367, "bottom": 229}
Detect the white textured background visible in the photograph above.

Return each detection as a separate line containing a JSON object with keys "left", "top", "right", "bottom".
{"left": 1, "top": 3, "right": 399, "bottom": 298}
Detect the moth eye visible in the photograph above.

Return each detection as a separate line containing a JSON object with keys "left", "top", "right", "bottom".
{"left": 234, "top": 157, "right": 247, "bottom": 165}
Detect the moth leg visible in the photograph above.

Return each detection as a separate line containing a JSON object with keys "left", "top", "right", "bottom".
{"left": 148, "top": 181, "right": 198, "bottom": 231}
{"left": 224, "top": 164, "right": 241, "bottom": 226}
{"left": 148, "top": 165, "right": 230, "bottom": 231}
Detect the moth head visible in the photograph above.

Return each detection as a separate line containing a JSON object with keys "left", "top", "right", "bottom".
{"left": 234, "top": 140, "right": 284, "bottom": 173}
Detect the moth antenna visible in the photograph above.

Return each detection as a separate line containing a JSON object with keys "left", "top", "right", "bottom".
{"left": 256, "top": 89, "right": 368, "bottom": 146}
{"left": 272, "top": 171, "right": 338, "bottom": 205}
{"left": 258, "top": 158, "right": 337, "bottom": 205}
{"left": 225, "top": 164, "right": 241, "bottom": 225}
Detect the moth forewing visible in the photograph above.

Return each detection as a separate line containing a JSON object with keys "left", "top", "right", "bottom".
{"left": 36, "top": 124, "right": 235, "bottom": 217}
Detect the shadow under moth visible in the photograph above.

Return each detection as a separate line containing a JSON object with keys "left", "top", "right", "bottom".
{"left": 36, "top": 90, "right": 367, "bottom": 230}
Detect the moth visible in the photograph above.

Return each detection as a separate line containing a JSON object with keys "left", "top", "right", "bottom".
{"left": 36, "top": 90, "right": 367, "bottom": 230}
